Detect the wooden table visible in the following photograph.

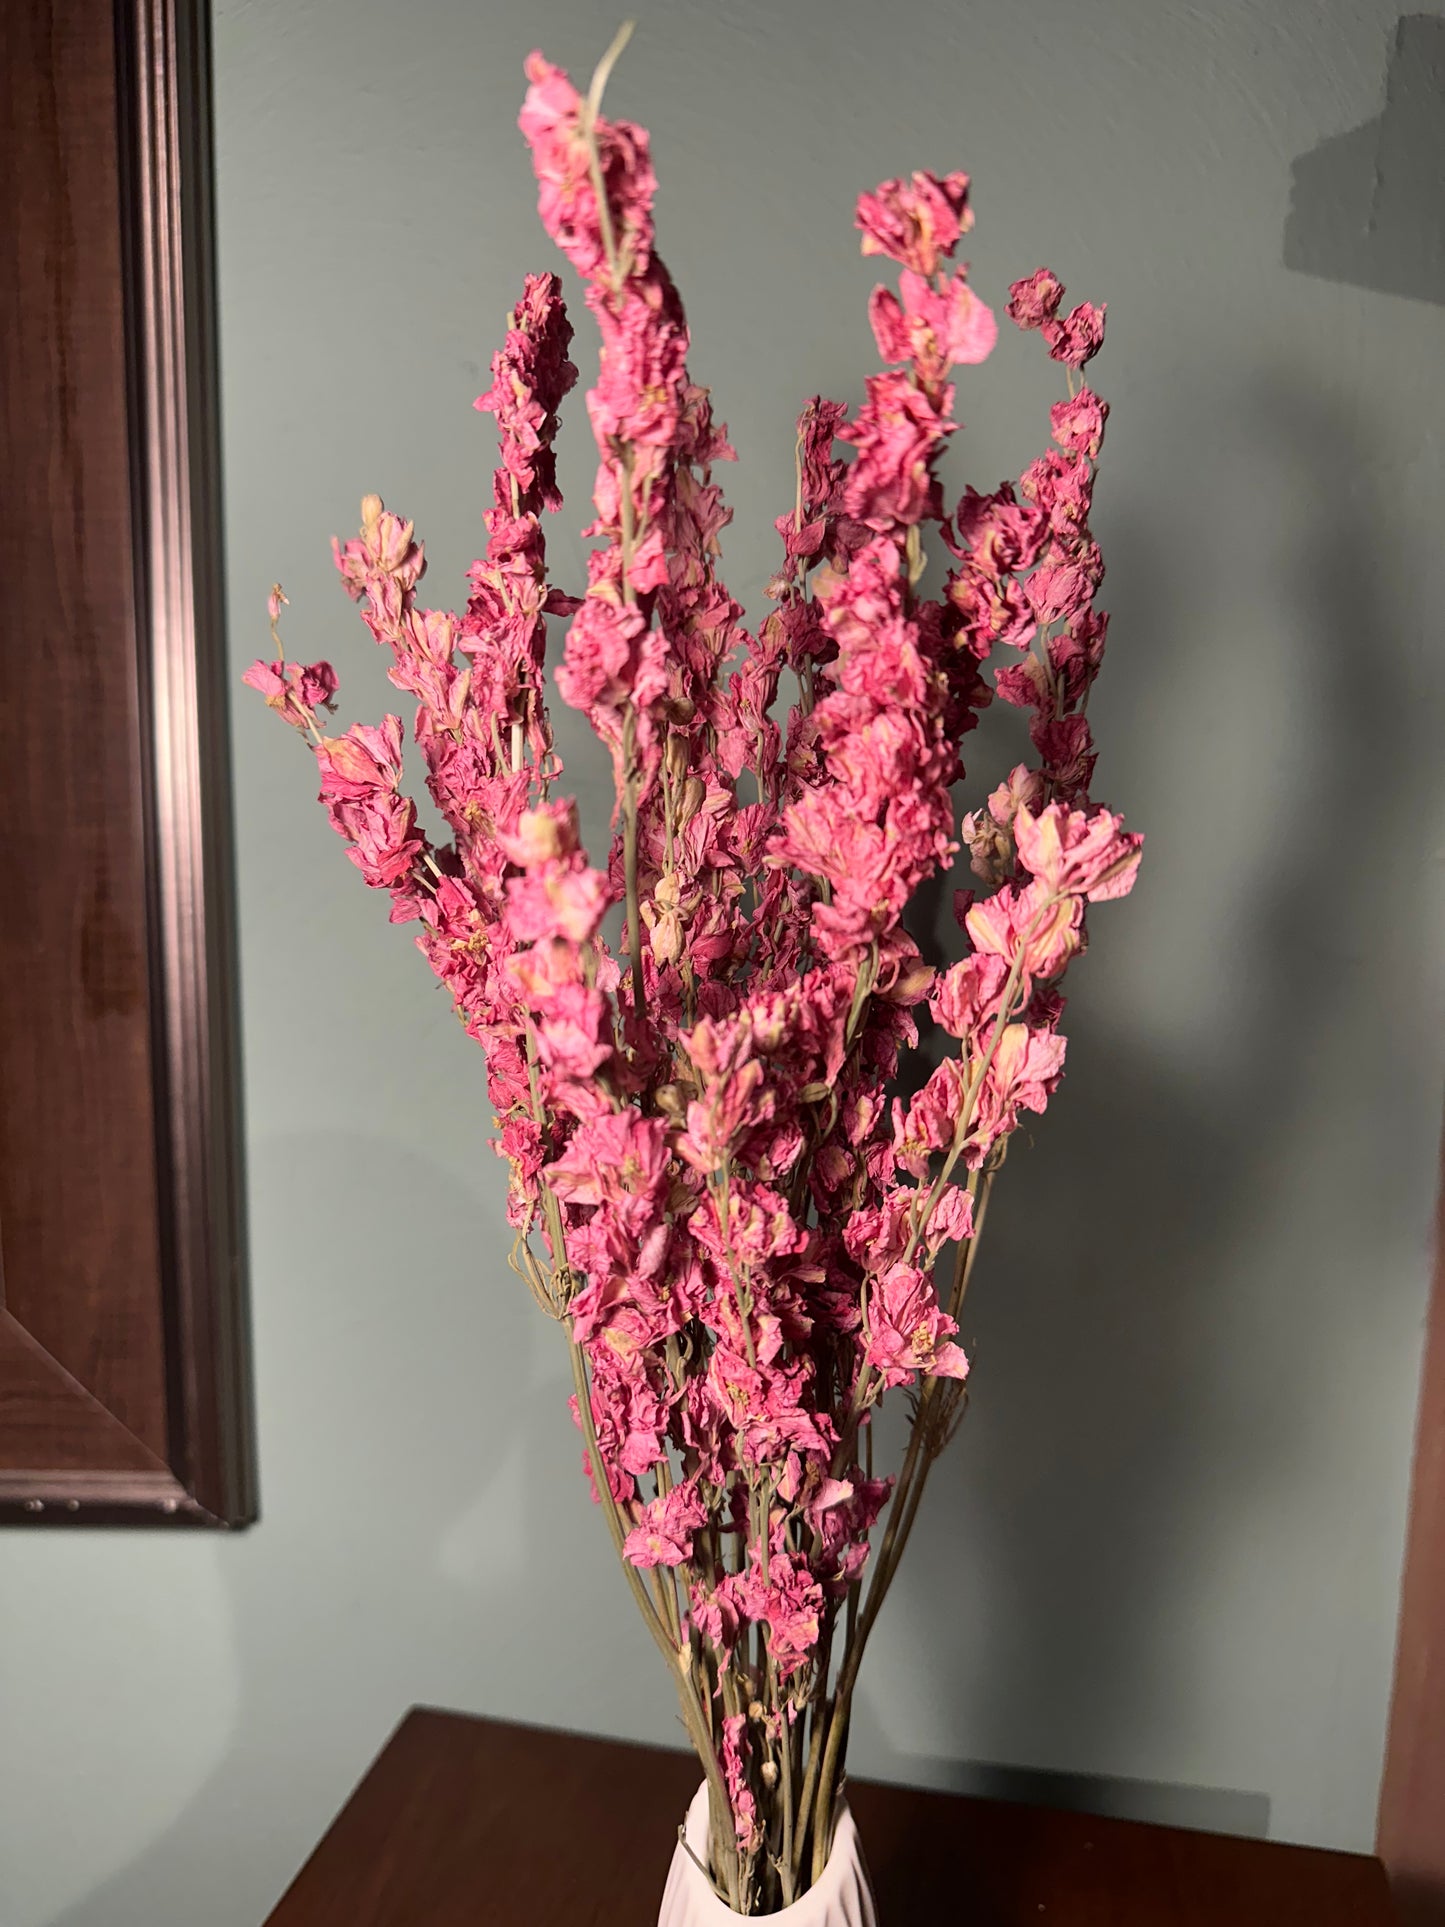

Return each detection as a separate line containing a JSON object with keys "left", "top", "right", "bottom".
{"left": 263, "top": 1707, "right": 1396, "bottom": 1925}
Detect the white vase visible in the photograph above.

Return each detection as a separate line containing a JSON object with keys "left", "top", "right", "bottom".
{"left": 658, "top": 1781, "right": 878, "bottom": 1926}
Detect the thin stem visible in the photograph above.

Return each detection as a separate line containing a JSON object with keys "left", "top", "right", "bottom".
{"left": 567, "top": 1341, "right": 741, "bottom": 1908}
{"left": 790, "top": 1611, "right": 833, "bottom": 1890}
{"left": 776, "top": 1673, "right": 797, "bottom": 1907}
{"left": 618, "top": 445, "right": 638, "bottom": 599}
{"left": 810, "top": 1687, "right": 848, "bottom": 1885}
{"left": 947, "top": 1163, "right": 997, "bottom": 1322}
{"left": 811, "top": 1170, "right": 1007, "bottom": 1867}
{"left": 662, "top": 737, "right": 677, "bottom": 874}
{"left": 621, "top": 709, "right": 647, "bottom": 1023}
{"left": 712, "top": 1161, "right": 760, "bottom": 1370}
{"left": 828, "top": 1361, "right": 876, "bottom": 1481}
{"left": 578, "top": 22, "right": 635, "bottom": 291}
{"left": 566, "top": 1345, "right": 669, "bottom": 1655}
{"left": 584, "top": 18, "right": 635, "bottom": 120}
{"left": 528, "top": 1005, "right": 734, "bottom": 1907}
{"left": 899, "top": 887, "right": 1068, "bottom": 1275}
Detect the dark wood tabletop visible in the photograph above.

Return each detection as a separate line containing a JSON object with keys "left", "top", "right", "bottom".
{"left": 262, "top": 1706, "right": 1395, "bottom": 1925}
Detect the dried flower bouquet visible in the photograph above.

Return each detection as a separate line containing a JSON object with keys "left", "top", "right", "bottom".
{"left": 247, "top": 28, "right": 1141, "bottom": 1916}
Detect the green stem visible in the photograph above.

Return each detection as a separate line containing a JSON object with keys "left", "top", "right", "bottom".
{"left": 810, "top": 1687, "right": 849, "bottom": 1885}
{"left": 776, "top": 1665, "right": 797, "bottom": 1907}
{"left": 790, "top": 1609, "right": 834, "bottom": 1890}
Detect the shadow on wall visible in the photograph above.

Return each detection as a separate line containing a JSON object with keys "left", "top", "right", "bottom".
{"left": 1285, "top": 13, "right": 1445, "bottom": 305}
{"left": 39, "top": 1132, "right": 627, "bottom": 1927}
{"left": 857, "top": 1745, "right": 1269, "bottom": 1841}
{"left": 852, "top": 335, "right": 1432, "bottom": 1845}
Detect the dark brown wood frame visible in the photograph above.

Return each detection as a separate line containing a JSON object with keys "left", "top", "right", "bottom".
{"left": 0, "top": 0, "right": 252, "bottom": 1526}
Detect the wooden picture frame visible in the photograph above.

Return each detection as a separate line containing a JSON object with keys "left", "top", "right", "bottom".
{"left": 0, "top": 0, "right": 252, "bottom": 1526}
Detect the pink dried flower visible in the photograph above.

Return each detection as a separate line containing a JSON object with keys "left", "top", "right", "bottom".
{"left": 839, "top": 372, "right": 954, "bottom": 529}
{"left": 519, "top": 53, "right": 657, "bottom": 279}
{"left": 868, "top": 270, "right": 998, "bottom": 378}
{"left": 1006, "top": 267, "right": 1065, "bottom": 329}
{"left": 856, "top": 170, "right": 973, "bottom": 276}
{"left": 242, "top": 656, "right": 337, "bottom": 727}
{"left": 1015, "top": 801, "right": 1143, "bottom": 902}
{"left": 721, "top": 1715, "right": 762, "bottom": 1854}
{"left": 623, "top": 1478, "right": 707, "bottom": 1567}
{"left": 1050, "top": 387, "right": 1109, "bottom": 457}
{"left": 1044, "top": 300, "right": 1107, "bottom": 368}
{"left": 865, "top": 1263, "right": 971, "bottom": 1390}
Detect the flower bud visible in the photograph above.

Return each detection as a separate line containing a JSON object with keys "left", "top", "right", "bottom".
{"left": 654, "top": 1083, "right": 688, "bottom": 1121}
{"left": 677, "top": 776, "right": 707, "bottom": 828}
{"left": 651, "top": 908, "right": 683, "bottom": 965}
{"left": 665, "top": 733, "right": 691, "bottom": 789}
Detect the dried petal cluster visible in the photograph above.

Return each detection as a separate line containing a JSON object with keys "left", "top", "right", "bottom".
{"left": 248, "top": 46, "right": 1139, "bottom": 1916}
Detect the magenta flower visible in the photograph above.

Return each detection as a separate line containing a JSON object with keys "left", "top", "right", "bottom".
{"left": 623, "top": 1478, "right": 708, "bottom": 1568}
{"left": 1015, "top": 800, "right": 1144, "bottom": 902}
{"left": 1044, "top": 300, "right": 1107, "bottom": 368}
{"left": 869, "top": 270, "right": 998, "bottom": 379}
{"left": 856, "top": 170, "right": 973, "bottom": 277}
{"left": 1049, "top": 387, "right": 1109, "bottom": 457}
{"left": 1006, "top": 266, "right": 1065, "bottom": 329}
{"left": 839, "top": 372, "right": 954, "bottom": 529}
{"left": 519, "top": 53, "right": 657, "bottom": 279}
{"left": 242, "top": 655, "right": 337, "bottom": 728}
{"left": 864, "top": 1264, "right": 971, "bottom": 1390}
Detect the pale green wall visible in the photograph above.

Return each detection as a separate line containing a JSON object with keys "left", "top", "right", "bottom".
{"left": 4, "top": 3, "right": 1444, "bottom": 1922}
